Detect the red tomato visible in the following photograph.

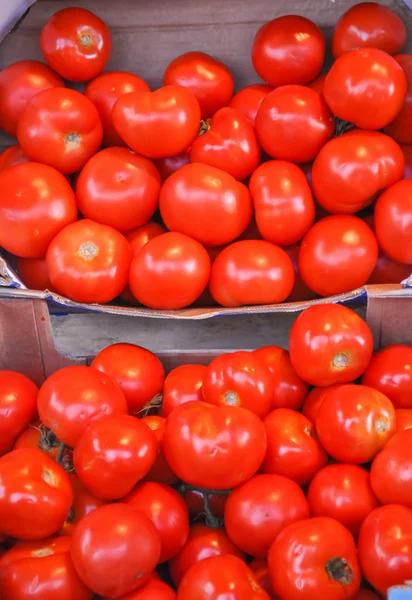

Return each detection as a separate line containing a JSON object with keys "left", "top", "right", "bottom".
{"left": 302, "top": 385, "right": 342, "bottom": 425}
{"left": 18, "top": 88, "right": 103, "bottom": 175}
{"left": 0, "top": 60, "right": 63, "bottom": 137}
{"left": 0, "top": 537, "right": 92, "bottom": 600}
{"left": 255, "top": 86, "right": 334, "bottom": 163}
{"left": 269, "top": 517, "right": 361, "bottom": 600}
{"left": 283, "top": 243, "right": 318, "bottom": 303}
{"left": 384, "top": 55, "right": 412, "bottom": 144}
{"left": 13, "top": 420, "right": 59, "bottom": 462}
{"left": 163, "top": 401, "right": 267, "bottom": 489}
{"left": 363, "top": 344, "right": 412, "bottom": 408}
{"left": 128, "top": 232, "right": 211, "bottom": 309}
{"left": 0, "top": 371, "right": 38, "bottom": 455}
{"left": 125, "top": 222, "right": 166, "bottom": 257}
{"left": 249, "top": 161, "right": 315, "bottom": 246}
{"left": 203, "top": 351, "right": 273, "bottom": 418}
{"left": 141, "top": 415, "right": 178, "bottom": 485}
{"left": 375, "top": 180, "right": 412, "bottom": 264}
{"left": 160, "top": 163, "right": 252, "bottom": 246}
{"left": 162, "top": 364, "right": 206, "bottom": 417}
{"left": 307, "top": 73, "right": 327, "bottom": 94}
{"left": 108, "top": 579, "right": 176, "bottom": 600}
{"left": 61, "top": 474, "right": 106, "bottom": 536}
{"left": 85, "top": 71, "right": 150, "bottom": 147}
{"left": 299, "top": 215, "right": 379, "bottom": 297}
{"left": 38, "top": 365, "right": 128, "bottom": 448}
{"left": 358, "top": 504, "right": 412, "bottom": 595}
{"left": 312, "top": 130, "right": 404, "bottom": 214}
{"left": 0, "top": 162, "right": 77, "bottom": 258}
{"left": 308, "top": 464, "right": 379, "bottom": 536}
{"left": 17, "top": 257, "right": 57, "bottom": 292}
{"left": 289, "top": 304, "right": 374, "bottom": 387}
{"left": 249, "top": 559, "right": 277, "bottom": 600}
{"left": 396, "top": 409, "right": 412, "bottom": 432}
{"left": 402, "top": 143, "right": 412, "bottom": 178}
{"left": 367, "top": 250, "right": 412, "bottom": 285}
{"left": 71, "top": 503, "right": 160, "bottom": 597}
{"left": 332, "top": 3, "right": 407, "bottom": 58}
{"left": 164, "top": 51, "right": 234, "bottom": 120}
{"left": 0, "top": 448, "right": 72, "bottom": 539}
{"left": 229, "top": 84, "right": 272, "bottom": 126}
{"left": 46, "top": 219, "right": 132, "bottom": 304}
{"left": 210, "top": 240, "right": 295, "bottom": 307}
{"left": 252, "top": 16, "right": 325, "bottom": 87}
{"left": 154, "top": 151, "right": 191, "bottom": 182}
{"left": 91, "top": 343, "right": 164, "bottom": 414}
{"left": 40, "top": 7, "right": 111, "bottom": 82}
{"left": 252, "top": 346, "right": 308, "bottom": 411}
{"left": 0, "top": 145, "right": 29, "bottom": 171}
{"left": 354, "top": 590, "right": 380, "bottom": 600}
{"left": 182, "top": 488, "right": 227, "bottom": 521}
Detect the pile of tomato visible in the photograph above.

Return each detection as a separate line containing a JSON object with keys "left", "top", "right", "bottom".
{"left": 0, "top": 2, "right": 411, "bottom": 309}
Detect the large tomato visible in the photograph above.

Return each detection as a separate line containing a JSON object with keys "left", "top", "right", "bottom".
{"left": 252, "top": 16, "right": 325, "bottom": 87}
{"left": 0, "top": 162, "right": 77, "bottom": 258}
{"left": 0, "top": 371, "right": 38, "bottom": 455}
{"left": 289, "top": 304, "right": 374, "bottom": 387}
{"left": 384, "top": 55, "right": 412, "bottom": 144}
{"left": 374, "top": 180, "right": 412, "bottom": 264}
{"left": 18, "top": 88, "right": 103, "bottom": 174}
{"left": 163, "top": 401, "right": 267, "bottom": 490}
{"left": 61, "top": 474, "right": 106, "bottom": 536}
{"left": 229, "top": 84, "right": 272, "bottom": 126}
{"left": 40, "top": 7, "right": 111, "bottom": 82}
{"left": 396, "top": 409, "right": 412, "bottom": 432}
{"left": 302, "top": 385, "right": 342, "bottom": 425}
{"left": 141, "top": 415, "right": 178, "bottom": 485}
{"left": 363, "top": 344, "right": 412, "bottom": 408}
{"left": 17, "top": 257, "right": 57, "bottom": 292}
{"left": 0, "top": 145, "right": 29, "bottom": 171}
{"left": 162, "top": 364, "right": 207, "bottom": 417}
{"left": 249, "top": 160, "right": 315, "bottom": 246}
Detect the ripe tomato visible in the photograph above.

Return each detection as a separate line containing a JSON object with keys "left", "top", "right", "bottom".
{"left": 0, "top": 162, "right": 77, "bottom": 258}
{"left": 109, "top": 579, "right": 176, "bottom": 600}
{"left": 252, "top": 16, "right": 325, "bottom": 87}
{"left": 0, "top": 536, "right": 92, "bottom": 600}
{"left": 61, "top": 474, "right": 106, "bottom": 536}
{"left": 289, "top": 304, "right": 374, "bottom": 387}
{"left": 71, "top": 503, "right": 161, "bottom": 597}
{"left": 302, "top": 385, "right": 342, "bottom": 424}
{"left": 128, "top": 232, "right": 210, "bottom": 309}
{"left": 210, "top": 240, "right": 295, "bottom": 307}
{"left": 160, "top": 163, "right": 252, "bottom": 246}
{"left": 249, "top": 559, "right": 277, "bottom": 600}
{"left": 0, "top": 145, "right": 29, "bottom": 171}
{"left": 269, "top": 517, "right": 361, "bottom": 600}
{"left": 396, "top": 409, "right": 412, "bottom": 432}
{"left": 384, "top": 55, "right": 412, "bottom": 144}
{"left": 154, "top": 151, "right": 191, "bottom": 182}
{"left": 40, "top": 7, "right": 111, "bottom": 82}
{"left": 375, "top": 180, "right": 412, "bottom": 264}
{"left": 13, "top": 420, "right": 59, "bottom": 462}
{"left": 283, "top": 243, "right": 318, "bottom": 303}
{"left": 355, "top": 590, "right": 380, "bottom": 600}
{"left": 255, "top": 86, "right": 334, "bottom": 163}
{"left": 0, "top": 371, "right": 38, "bottom": 455}
{"left": 46, "top": 219, "right": 132, "bottom": 304}
{"left": 163, "top": 401, "right": 267, "bottom": 489}
{"left": 332, "top": 3, "right": 406, "bottom": 58}
{"left": 141, "top": 415, "right": 178, "bottom": 485}
{"left": 368, "top": 251, "right": 412, "bottom": 285}
{"left": 229, "top": 84, "right": 272, "bottom": 126}
{"left": 0, "top": 448, "right": 72, "bottom": 539}
{"left": 307, "top": 72, "right": 327, "bottom": 94}
{"left": 164, "top": 51, "right": 234, "bottom": 120}
{"left": 358, "top": 504, "right": 412, "bottom": 595}
{"left": 363, "top": 344, "right": 412, "bottom": 408}
{"left": 85, "top": 71, "right": 150, "bottom": 147}
{"left": 252, "top": 346, "right": 308, "bottom": 411}
{"left": 38, "top": 365, "right": 127, "bottom": 448}
{"left": 307, "top": 464, "right": 379, "bottom": 536}
{"left": 312, "top": 130, "right": 404, "bottom": 214}
{"left": 249, "top": 161, "right": 315, "bottom": 246}
{"left": 162, "top": 364, "right": 206, "bottom": 417}
{"left": 0, "top": 60, "right": 63, "bottom": 137}
{"left": 17, "top": 257, "right": 57, "bottom": 292}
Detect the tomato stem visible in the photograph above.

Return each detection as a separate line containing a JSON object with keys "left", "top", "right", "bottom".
{"left": 136, "top": 393, "right": 163, "bottom": 416}
{"left": 334, "top": 118, "right": 355, "bottom": 137}
{"left": 325, "top": 557, "right": 354, "bottom": 585}
{"left": 177, "top": 483, "right": 231, "bottom": 528}
{"left": 56, "top": 442, "right": 66, "bottom": 466}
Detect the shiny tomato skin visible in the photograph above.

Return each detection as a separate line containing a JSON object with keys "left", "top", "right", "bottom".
{"left": 375, "top": 180, "right": 412, "bottom": 264}
{"left": 0, "top": 60, "right": 64, "bottom": 137}
{"left": 396, "top": 409, "right": 412, "bottom": 431}
{"left": 0, "top": 145, "right": 29, "bottom": 171}
{"left": 125, "top": 222, "right": 166, "bottom": 257}
{"left": 363, "top": 344, "right": 412, "bottom": 408}
{"left": 0, "top": 448, "right": 73, "bottom": 540}
{"left": 0, "top": 162, "right": 77, "bottom": 258}
{"left": 61, "top": 474, "right": 106, "bottom": 536}
{"left": 154, "top": 151, "right": 191, "bottom": 182}
{"left": 210, "top": 240, "right": 295, "bottom": 307}
{"left": 18, "top": 88, "right": 103, "bottom": 175}
{"left": 229, "top": 84, "right": 272, "bottom": 126}
{"left": 252, "top": 16, "right": 325, "bottom": 87}
{"left": 358, "top": 504, "right": 412, "bottom": 595}
{"left": 40, "top": 7, "right": 111, "bottom": 82}
{"left": 0, "top": 371, "right": 38, "bottom": 455}
{"left": 141, "top": 415, "right": 178, "bottom": 485}
{"left": 17, "top": 257, "right": 57, "bottom": 292}
{"left": 249, "top": 559, "right": 277, "bottom": 600}
{"left": 163, "top": 401, "right": 267, "bottom": 490}
{"left": 268, "top": 517, "right": 361, "bottom": 600}
{"left": 307, "top": 73, "right": 327, "bottom": 94}
{"left": 85, "top": 71, "right": 150, "bottom": 147}
{"left": 255, "top": 86, "right": 334, "bottom": 163}
{"left": 384, "top": 55, "right": 412, "bottom": 144}
{"left": 250, "top": 160, "right": 315, "bottom": 246}
{"left": 108, "top": 579, "right": 176, "bottom": 600}
{"left": 38, "top": 365, "right": 128, "bottom": 448}
{"left": 302, "top": 385, "right": 342, "bottom": 424}
{"left": 162, "top": 364, "right": 206, "bottom": 417}
{"left": 71, "top": 503, "right": 161, "bottom": 598}
{"left": 283, "top": 243, "right": 318, "bottom": 303}
{"left": 368, "top": 252, "right": 412, "bottom": 284}
{"left": 289, "top": 304, "right": 374, "bottom": 387}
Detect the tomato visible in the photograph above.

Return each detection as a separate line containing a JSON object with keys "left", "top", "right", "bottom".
{"left": 85, "top": 71, "right": 150, "bottom": 147}
{"left": 38, "top": 365, "right": 128, "bottom": 448}
{"left": 0, "top": 371, "right": 38, "bottom": 455}
{"left": 13, "top": 420, "right": 59, "bottom": 462}
{"left": 210, "top": 240, "right": 295, "bottom": 307}
{"left": 109, "top": 579, "right": 176, "bottom": 600}
{"left": 289, "top": 304, "right": 374, "bottom": 387}
{"left": 302, "top": 385, "right": 342, "bottom": 425}
{"left": 363, "top": 344, "right": 412, "bottom": 408}
{"left": 40, "top": 7, "right": 111, "bottom": 82}
{"left": 268, "top": 517, "right": 361, "bottom": 600}
{"left": 249, "top": 559, "right": 277, "bottom": 600}
{"left": 396, "top": 409, "right": 412, "bottom": 432}
{"left": 162, "top": 364, "right": 206, "bottom": 417}
{"left": 0, "top": 537, "right": 92, "bottom": 600}
{"left": 61, "top": 474, "right": 106, "bottom": 536}
{"left": 332, "top": 3, "right": 406, "bottom": 58}
{"left": 375, "top": 179, "right": 412, "bottom": 264}
{"left": 46, "top": 219, "right": 132, "bottom": 304}
{"left": 160, "top": 163, "right": 252, "bottom": 246}
{"left": 312, "top": 130, "right": 404, "bottom": 214}
{"left": 17, "top": 257, "right": 56, "bottom": 292}
{"left": 283, "top": 243, "right": 318, "bottom": 303}
{"left": 358, "top": 504, "right": 412, "bottom": 595}
{"left": 0, "top": 162, "right": 77, "bottom": 258}
{"left": 128, "top": 232, "right": 210, "bottom": 309}
{"left": 354, "top": 590, "right": 380, "bottom": 600}
{"left": 141, "top": 415, "right": 178, "bottom": 485}
{"left": 71, "top": 503, "right": 160, "bottom": 597}
{"left": 0, "top": 60, "right": 63, "bottom": 137}
{"left": 164, "top": 51, "right": 234, "bottom": 120}
{"left": 307, "top": 73, "right": 327, "bottom": 94}
{"left": 384, "top": 55, "right": 412, "bottom": 144}
{"left": 252, "top": 16, "right": 325, "bottom": 87}
{"left": 0, "top": 145, "right": 29, "bottom": 171}
{"left": 163, "top": 401, "right": 267, "bottom": 490}
{"left": 154, "top": 151, "right": 191, "bottom": 182}
{"left": 368, "top": 251, "right": 412, "bottom": 285}
{"left": 255, "top": 86, "right": 334, "bottom": 163}
{"left": 402, "top": 143, "right": 412, "bottom": 178}
{"left": 229, "top": 84, "right": 271, "bottom": 126}
{"left": 249, "top": 161, "right": 315, "bottom": 246}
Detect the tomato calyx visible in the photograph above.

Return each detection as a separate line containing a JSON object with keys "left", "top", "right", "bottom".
{"left": 224, "top": 390, "right": 240, "bottom": 407}
{"left": 325, "top": 556, "right": 355, "bottom": 585}
{"left": 78, "top": 241, "right": 99, "bottom": 261}
{"left": 64, "top": 132, "right": 81, "bottom": 149}
{"left": 332, "top": 352, "right": 349, "bottom": 369}
{"left": 334, "top": 118, "right": 355, "bottom": 137}
{"left": 375, "top": 418, "right": 388, "bottom": 433}
{"left": 137, "top": 392, "right": 163, "bottom": 416}
{"left": 198, "top": 119, "right": 211, "bottom": 136}
{"left": 178, "top": 482, "right": 231, "bottom": 528}
{"left": 38, "top": 424, "right": 58, "bottom": 453}
{"left": 79, "top": 32, "right": 93, "bottom": 48}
